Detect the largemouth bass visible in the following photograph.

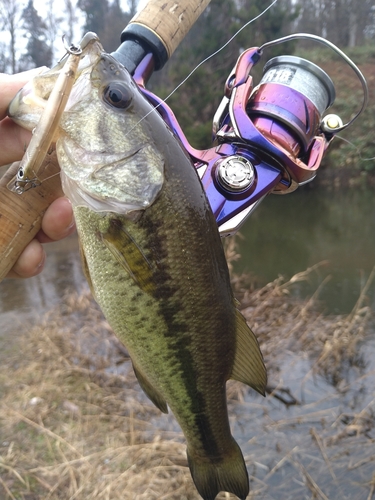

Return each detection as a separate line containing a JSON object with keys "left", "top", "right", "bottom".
{"left": 9, "top": 33, "right": 267, "bottom": 500}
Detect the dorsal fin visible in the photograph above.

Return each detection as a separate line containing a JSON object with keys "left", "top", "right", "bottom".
{"left": 230, "top": 308, "right": 267, "bottom": 396}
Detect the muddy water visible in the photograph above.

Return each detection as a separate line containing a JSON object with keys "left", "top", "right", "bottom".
{"left": 0, "top": 187, "right": 374, "bottom": 499}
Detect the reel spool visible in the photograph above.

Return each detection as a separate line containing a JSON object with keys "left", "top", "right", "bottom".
{"left": 248, "top": 56, "right": 336, "bottom": 158}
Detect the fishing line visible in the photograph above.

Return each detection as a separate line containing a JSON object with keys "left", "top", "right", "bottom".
{"left": 127, "top": 0, "right": 279, "bottom": 135}
{"left": 161, "top": 0, "right": 279, "bottom": 103}
{"left": 39, "top": 170, "right": 62, "bottom": 184}
{"left": 335, "top": 135, "right": 375, "bottom": 162}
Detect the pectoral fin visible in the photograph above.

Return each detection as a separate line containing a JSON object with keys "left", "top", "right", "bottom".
{"left": 132, "top": 363, "right": 168, "bottom": 414}
{"left": 230, "top": 308, "right": 267, "bottom": 396}
{"left": 100, "top": 219, "right": 156, "bottom": 295}
{"left": 78, "top": 239, "right": 97, "bottom": 300}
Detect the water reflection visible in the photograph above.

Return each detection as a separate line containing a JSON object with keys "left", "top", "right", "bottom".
{"left": 234, "top": 188, "right": 375, "bottom": 314}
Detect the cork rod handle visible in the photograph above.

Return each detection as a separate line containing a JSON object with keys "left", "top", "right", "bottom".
{"left": 129, "top": 0, "right": 211, "bottom": 59}
{"left": 0, "top": 152, "right": 64, "bottom": 281}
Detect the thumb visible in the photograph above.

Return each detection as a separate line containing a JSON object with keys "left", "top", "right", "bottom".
{"left": 0, "top": 67, "right": 48, "bottom": 119}
{"left": 0, "top": 67, "right": 48, "bottom": 165}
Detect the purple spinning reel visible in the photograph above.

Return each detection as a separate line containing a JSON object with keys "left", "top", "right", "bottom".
{"left": 134, "top": 33, "right": 368, "bottom": 236}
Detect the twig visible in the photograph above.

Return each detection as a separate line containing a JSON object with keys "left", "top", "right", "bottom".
{"left": 263, "top": 445, "right": 299, "bottom": 481}
{"left": 0, "top": 462, "right": 26, "bottom": 485}
{"left": 347, "top": 265, "right": 375, "bottom": 325}
{"left": 5, "top": 408, "right": 83, "bottom": 458}
{"left": 348, "top": 455, "right": 375, "bottom": 470}
{"left": 310, "top": 427, "right": 337, "bottom": 483}
{"left": 280, "top": 261, "right": 330, "bottom": 289}
{"left": 0, "top": 476, "right": 17, "bottom": 500}
{"left": 293, "top": 459, "right": 330, "bottom": 500}
{"left": 368, "top": 473, "right": 375, "bottom": 500}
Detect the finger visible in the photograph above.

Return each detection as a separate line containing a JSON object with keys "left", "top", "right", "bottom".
{"left": 0, "top": 68, "right": 48, "bottom": 119}
{"left": 37, "top": 197, "right": 75, "bottom": 243}
{"left": 0, "top": 67, "right": 48, "bottom": 166}
{"left": 6, "top": 239, "right": 46, "bottom": 279}
{"left": 6, "top": 197, "right": 75, "bottom": 279}
{"left": 0, "top": 118, "right": 31, "bottom": 165}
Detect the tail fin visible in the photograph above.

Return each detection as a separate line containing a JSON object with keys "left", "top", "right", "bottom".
{"left": 187, "top": 439, "right": 249, "bottom": 500}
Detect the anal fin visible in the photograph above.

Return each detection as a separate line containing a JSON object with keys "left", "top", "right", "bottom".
{"left": 230, "top": 308, "right": 267, "bottom": 396}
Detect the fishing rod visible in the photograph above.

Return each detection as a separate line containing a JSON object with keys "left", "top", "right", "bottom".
{"left": 0, "top": 0, "right": 211, "bottom": 280}
{"left": 0, "top": 0, "right": 368, "bottom": 279}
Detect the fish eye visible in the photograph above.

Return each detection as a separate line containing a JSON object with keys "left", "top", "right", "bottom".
{"left": 103, "top": 83, "right": 132, "bottom": 109}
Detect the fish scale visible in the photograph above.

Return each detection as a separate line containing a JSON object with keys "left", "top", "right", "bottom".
{"left": 8, "top": 35, "right": 267, "bottom": 500}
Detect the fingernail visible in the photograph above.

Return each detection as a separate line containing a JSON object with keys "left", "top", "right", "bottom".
{"left": 36, "top": 251, "right": 46, "bottom": 271}
{"left": 67, "top": 217, "right": 76, "bottom": 231}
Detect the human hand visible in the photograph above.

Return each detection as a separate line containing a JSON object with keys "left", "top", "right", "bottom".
{"left": 0, "top": 69, "right": 76, "bottom": 279}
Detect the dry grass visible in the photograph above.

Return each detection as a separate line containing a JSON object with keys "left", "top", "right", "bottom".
{"left": 0, "top": 291, "right": 199, "bottom": 499}
{"left": 0, "top": 238, "right": 374, "bottom": 499}
{"left": 234, "top": 256, "right": 374, "bottom": 387}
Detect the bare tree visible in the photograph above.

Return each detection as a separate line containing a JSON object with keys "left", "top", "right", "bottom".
{"left": 20, "top": 0, "right": 52, "bottom": 70}
{"left": 364, "top": 5, "right": 375, "bottom": 40}
{"left": 0, "top": 0, "right": 23, "bottom": 72}
{"left": 44, "top": 0, "right": 64, "bottom": 61}
{"left": 100, "top": 1, "right": 131, "bottom": 51}
{"left": 0, "top": 40, "right": 9, "bottom": 72}
{"left": 294, "top": 0, "right": 373, "bottom": 47}
{"left": 126, "top": 0, "right": 138, "bottom": 17}
{"left": 64, "top": 0, "right": 80, "bottom": 45}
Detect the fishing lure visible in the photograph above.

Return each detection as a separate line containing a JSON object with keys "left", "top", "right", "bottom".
{"left": 11, "top": 39, "right": 82, "bottom": 193}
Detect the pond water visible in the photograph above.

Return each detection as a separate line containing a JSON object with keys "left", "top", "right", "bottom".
{"left": 0, "top": 235, "right": 83, "bottom": 356}
{"left": 234, "top": 187, "right": 375, "bottom": 314}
